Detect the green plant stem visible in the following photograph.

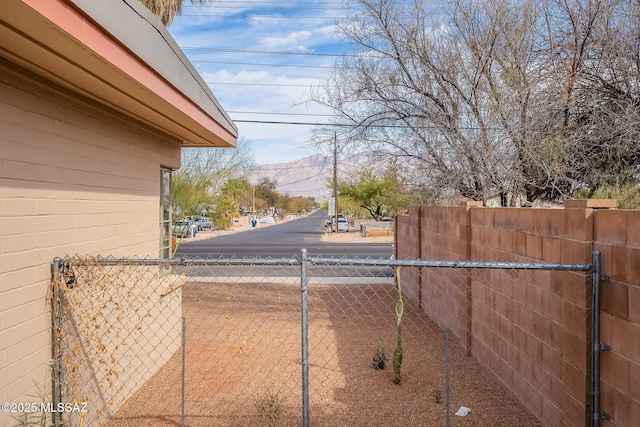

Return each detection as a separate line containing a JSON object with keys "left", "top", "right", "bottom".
{"left": 393, "top": 267, "right": 403, "bottom": 384}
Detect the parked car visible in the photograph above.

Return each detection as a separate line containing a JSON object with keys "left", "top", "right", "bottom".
{"left": 172, "top": 220, "right": 198, "bottom": 238}
{"left": 187, "top": 216, "right": 213, "bottom": 230}
{"left": 259, "top": 216, "right": 275, "bottom": 224}
{"left": 330, "top": 217, "right": 350, "bottom": 232}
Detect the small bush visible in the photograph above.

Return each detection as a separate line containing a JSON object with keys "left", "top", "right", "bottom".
{"left": 574, "top": 183, "right": 640, "bottom": 209}
{"left": 255, "top": 389, "right": 284, "bottom": 427}
{"left": 372, "top": 347, "right": 387, "bottom": 370}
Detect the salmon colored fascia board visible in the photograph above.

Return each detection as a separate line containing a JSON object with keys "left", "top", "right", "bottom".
{"left": 20, "top": 0, "right": 236, "bottom": 146}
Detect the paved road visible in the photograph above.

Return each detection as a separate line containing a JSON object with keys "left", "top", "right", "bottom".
{"left": 175, "top": 209, "right": 393, "bottom": 259}
{"left": 175, "top": 210, "right": 394, "bottom": 278}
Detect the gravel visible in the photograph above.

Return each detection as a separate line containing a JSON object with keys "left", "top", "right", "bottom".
{"left": 106, "top": 280, "right": 541, "bottom": 427}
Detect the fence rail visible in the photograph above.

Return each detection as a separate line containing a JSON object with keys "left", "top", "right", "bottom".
{"left": 59, "top": 255, "right": 593, "bottom": 271}
{"left": 50, "top": 251, "right": 602, "bottom": 427}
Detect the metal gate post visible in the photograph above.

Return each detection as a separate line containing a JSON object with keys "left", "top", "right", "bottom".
{"left": 181, "top": 317, "right": 186, "bottom": 427}
{"left": 300, "top": 249, "right": 310, "bottom": 427}
{"left": 50, "top": 258, "right": 64, "bottom": 427}
{"left": 591, "top": 250, "right": 610, "bottom": 426}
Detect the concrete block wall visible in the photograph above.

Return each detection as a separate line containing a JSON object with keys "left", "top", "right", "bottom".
{"left": 396, "top": 201, "right": 638, "bottom": 426}
{"left": 395, "top": 206, "right": 421, "bottom": 309}
{"left": 396, "top": 203, "right": 479, "bottom": 353}
{"left": 594, "top": 209, "right": 640, "bottom": 426}
{"left": 469, "top": 205, "right": 594, "bottom": 426}
{"left": 0, "top": 63, "right": 181, "bottom": 426}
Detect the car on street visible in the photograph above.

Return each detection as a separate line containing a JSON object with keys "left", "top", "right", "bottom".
{"left": 172, "top": 220, "right": 198, "bottom": 238}
{"left": 329, "top": 217, "right": 350, "bottom": 232}
{"left": 187, "top": 216, "right": 213, "bottom": 230}
{"left": 259, "top": 216, "right": 276, "bottom": 224}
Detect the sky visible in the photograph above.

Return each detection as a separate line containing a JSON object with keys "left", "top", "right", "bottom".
{"left": 167, "top": 1, "right": 350, "bottom": 165}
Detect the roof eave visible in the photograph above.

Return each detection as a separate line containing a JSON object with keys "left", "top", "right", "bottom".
{"left": 1, "top": 0, "right": 237, "bottom": 148}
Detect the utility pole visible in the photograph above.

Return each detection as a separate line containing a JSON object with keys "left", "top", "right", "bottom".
{"left": 333, "top": 133, "right": 338, "bottom": 234}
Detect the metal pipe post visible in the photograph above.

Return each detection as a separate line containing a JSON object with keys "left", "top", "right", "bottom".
{"left": 445, "top": 328, "right": 451, "bottom": 427}
{"left": 181, "top": 317, "right": 186, "bottom": 427}
{"left": 51, "top": 258, "right": 64, "bottom": 427}
{"left": 591, "top": 250, "right": 606, "bottom": 426}
{"left": 300, "top": 249, "right": 310, "bottom": 427}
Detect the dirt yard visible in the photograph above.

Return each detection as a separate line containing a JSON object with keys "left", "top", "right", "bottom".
{"left": 107, "top": 280, "right": 541, "bottom": 426}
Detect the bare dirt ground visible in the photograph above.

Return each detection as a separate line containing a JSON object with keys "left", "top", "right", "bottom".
{"left": 107, "top": 280, "right": 541, "bottom": 427}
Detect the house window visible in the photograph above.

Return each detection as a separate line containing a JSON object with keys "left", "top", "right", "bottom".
{"left": 160, "top": 168, "right": 172, "bottom": 258}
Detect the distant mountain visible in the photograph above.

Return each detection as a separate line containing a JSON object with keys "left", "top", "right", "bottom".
{"left": 248, "top": 152, "right": 377, "bottom": 201}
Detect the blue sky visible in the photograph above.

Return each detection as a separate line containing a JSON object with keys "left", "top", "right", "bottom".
{"left": 167, "top": 1, "right": 348, "bottom": 165}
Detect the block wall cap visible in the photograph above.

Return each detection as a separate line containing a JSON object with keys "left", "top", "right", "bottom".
{"left": 564, "top": 199, "right": 617, "bottom": 209}
{"left": 459, "top": 201, "right": 484, "bottom": 207}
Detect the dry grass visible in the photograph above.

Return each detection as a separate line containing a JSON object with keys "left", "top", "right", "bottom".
{"left": 365, "top": 229, "right": 394, "bottom": 237}
{"left": 107, "top": 281, "right": 541, "bottom": 426}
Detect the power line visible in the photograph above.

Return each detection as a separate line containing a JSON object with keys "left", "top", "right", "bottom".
{"left": 255, "top": 164, "right": 326, "bottom": 172}
{"left": 178, "top": 14, "right": 342, "bottom": 19}
{"left": 234, "top": 119, "right": 406, "bottom": 127}
{"left": 183, "top": 5, "right": 341, "bottom": 11}
{"left": 184, "top": 1, "right": 343, "bottom": 5}
{"left": 277, "top": 173, "right": 328, "bottom": 187}
{"left": 181, "top": 1, "right": 346, "bottom": 17}
{"left": 252, "top": 171, "right": 329, "bottom": 187}
{"left": 235, "top": 119, "right": 346, "bottom": 126}
{"left": 208, "top": 82, "right": 320, "bottom": 87}
{"left": 234, "top": 119, "right": 491, "bottom": 130}
{"left": 181, "top": 47, "right": 347, "bottom": 57}
{"left": 196, "top": 60, "right": 334, "bottom": 69}
{"left": 228, "top": 111, "right": 336, "bottom": 117}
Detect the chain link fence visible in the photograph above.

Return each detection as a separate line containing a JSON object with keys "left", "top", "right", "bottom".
{"left": 51, "top": 252, "right": 596, "bottom": 427}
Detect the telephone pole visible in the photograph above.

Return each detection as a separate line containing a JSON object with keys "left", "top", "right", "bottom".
{"left": 333, "top": 133, "right": 339, "bottom": 234}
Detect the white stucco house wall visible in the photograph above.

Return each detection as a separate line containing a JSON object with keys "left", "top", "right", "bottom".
{"left": 0, "top": 1, "right": 237, "bottom": 425}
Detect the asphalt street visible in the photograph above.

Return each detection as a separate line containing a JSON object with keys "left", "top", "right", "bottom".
{"left": 175, "top": 209, "right": 394, "bottom": 259}
{"left": 174, "top": 210, "right": 395, "bottom": 278}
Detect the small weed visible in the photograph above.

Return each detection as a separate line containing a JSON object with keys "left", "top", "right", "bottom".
{"left": 12, "top": 382, "right": 51, "bottom": 427}
{"left": 12, "top": 412, "right": 49, "bottom": 427}
{"left": 432, "top": 388, "right": 443, "bottom": 404}
{"left": 372, "top": 347, "right": 387, "bottom": 370}
{"left": 255, "top": 389, "right": 284, "bottom": 427}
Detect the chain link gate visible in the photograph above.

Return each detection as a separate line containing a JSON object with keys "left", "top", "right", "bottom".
{"left": 51, "top": 251, "right": 598, "bottom": 427}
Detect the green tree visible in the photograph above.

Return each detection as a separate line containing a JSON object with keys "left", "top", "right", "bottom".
{"left": 254, "top": 178, "right": 280, "bottom": 212}
{"left": 339, "top": 163, "right": 421, "bottom": 220}
{"left": 339, "top": 172, "right": 388, "bottom": 220}
{"left": 284, "top": 196, "right": 315, "bottom": 214}
{"left": 210, "top": 197, "right": 239, "bottom": 229}
{"left": 171, "top": 157, "right": 214, "bottom": 219}
{"left": 222, "top": 178, "right": 251, "bottom": 204}
{"left": 172, "top": 141, "right": 254, "bottom": 219}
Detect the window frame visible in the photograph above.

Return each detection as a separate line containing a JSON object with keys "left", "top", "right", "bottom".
{"left": 160, "top": 167, "right": 172, "bottom": 259}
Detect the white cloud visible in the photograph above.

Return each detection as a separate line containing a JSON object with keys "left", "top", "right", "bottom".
{"left": 168, "top": 4, "right": 345, "bottom": 164}
{"left": 262, "top": 31, "right": 312, "bottom": 51}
